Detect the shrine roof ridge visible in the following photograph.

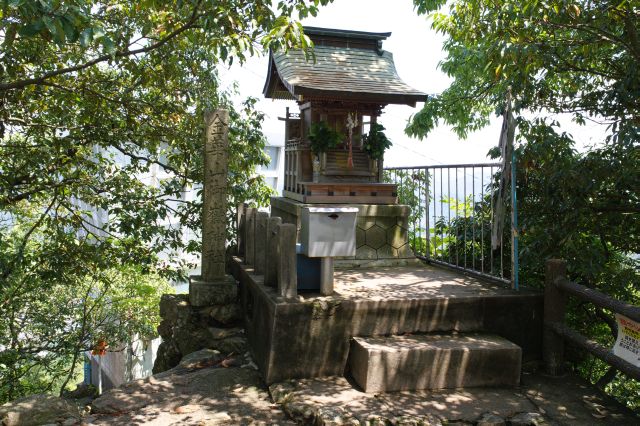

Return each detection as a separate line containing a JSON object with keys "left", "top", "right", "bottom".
{"left": 303, "top": 26, "right": 392, "bottom": 41}
{"left": 262, "top": 26, "right": 428, "bottom": 107}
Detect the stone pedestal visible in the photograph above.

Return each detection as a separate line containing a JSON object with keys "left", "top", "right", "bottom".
{"left": 270, "top": 197, "right": 419, "bottom": 267}
{"left": 189, "top": 275, "right": 238, "bottom": 307}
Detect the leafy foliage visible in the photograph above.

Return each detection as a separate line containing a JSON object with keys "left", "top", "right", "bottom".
{"left": 0, "top": 0, "right": 332, "bottom": 402}
{"left": 408, "top": 0, "right": 639, "bottom": 409}
{"left": 308, "top": 120, "right": 343, "bottom": 155}
{"left": 363, "top": 123, "right": 392, "bottom": 160}
{"left": 0, "top": 256, "right": 172, "bottom": 401}
{"left": 408, "top": 0, "right": 639, "bottom": 140}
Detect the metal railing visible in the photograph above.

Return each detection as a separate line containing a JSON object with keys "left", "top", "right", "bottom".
{"left": 384, "top": 163, "right": 515, "bottom": 285}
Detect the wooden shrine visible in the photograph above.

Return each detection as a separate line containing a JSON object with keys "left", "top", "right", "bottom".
{"left": 263, "top": 27, "right": 428, "bottom": 204}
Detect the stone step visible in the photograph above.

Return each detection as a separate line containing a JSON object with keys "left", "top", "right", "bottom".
{"left": 349, "top": 333, "right": 522, "bottom": 393}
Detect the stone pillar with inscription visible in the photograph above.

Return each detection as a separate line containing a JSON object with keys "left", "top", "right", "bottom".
{"left": 189, "top": 109, "right": 238, "bottom": 307}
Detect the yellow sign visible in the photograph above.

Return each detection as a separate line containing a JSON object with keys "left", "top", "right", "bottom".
{"left": 613, "top": 314, "right": 640, "bottom": 366}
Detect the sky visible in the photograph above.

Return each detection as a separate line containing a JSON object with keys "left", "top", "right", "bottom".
{"left": 218, "top": 0, "right": 606, "bottom": 167}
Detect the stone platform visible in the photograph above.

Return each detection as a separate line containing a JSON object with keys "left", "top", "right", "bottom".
{"left": 230, "top": 259, "right": 543, "bottom": 385}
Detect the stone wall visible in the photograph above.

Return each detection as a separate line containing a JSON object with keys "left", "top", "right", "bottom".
{"left": 152, "top": 292, "right": 245, "bottom": 374}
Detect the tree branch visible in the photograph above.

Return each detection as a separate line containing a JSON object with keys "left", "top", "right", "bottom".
{"left": 0, "top": 3, "right": 204, "bottom": 92}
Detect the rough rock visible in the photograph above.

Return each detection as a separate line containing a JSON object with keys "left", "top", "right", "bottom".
{"left": 211, "top": 335, "right": 247, "bottom": 354}
{"left": 0, "top": 394, "right": 81, "bottom": 426}
{"left": 282, "top": 400, "right": 316, "bottom": 423}
{"left": 174, "top": 325, "right": 206, "bottom": 355}
{"left": 509, "top": 412, "right": 549, "bottom": 425}
{"left": 152, "top": 340, "right": 181, "bottom": 374}
{"left": 62, "top": 383, "right": 97, "bottom": 400}
{"left": 316, "top": 406, "right": 359, "bottom": 425}
{"left": 476, "top": 412, "right": 506, "bottom": 426}
{"left": 207, "top": 326, "right": 242, "bottom": 339}
{"left": 156, "top": 318, "right": 173, "bottom": 339}
{"left": 154, "top": 290, "right": 244, "bottom": 375}
{"left": 207, "top": 303, "right": 243, "bottom": 325}
{"left": 172, "top": 327, "right": 247, "bottom": 358}
{"left": 177, "top": 349, "right": 226, "bottom": 370}
{"left": 159, "top": 293, "right": 190, "bottom": 324}
{"left": 394, "top": 415, "right": 443, "bottom": 425}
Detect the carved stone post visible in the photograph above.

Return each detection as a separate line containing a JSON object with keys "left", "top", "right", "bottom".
{"left": 244, "top": 207, "right": 257, "bottom": 265}
{"left": 543, "top": 259, "right": 567, "bottom": 375}
{"left": 190, "top": 109, "right": 237, "bottom": 307}
{"left": 254, "top": 211, "right": 269, "bottom": 275}
{"left": 277, "top": 223, "right": 297, "bottom": 299}
{"left": 265, "top": 216, "right": 282, "bottom": 287}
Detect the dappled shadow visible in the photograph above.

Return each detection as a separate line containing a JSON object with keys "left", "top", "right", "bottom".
{"left": 277, "top": 375, "right": 535, "bottom": 423}
{"left": 275, "top": 372, "right": 639, "bottom": 424}
{"left": 329, "top": 265, "right": 520, "bottom": 301}
{"left": 88, "top": 365, "right": 293, "bottom": 425}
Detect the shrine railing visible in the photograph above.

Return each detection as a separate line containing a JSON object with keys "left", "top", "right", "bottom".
{"left": 384, "top": 163, "right": 517, "bottom": 286}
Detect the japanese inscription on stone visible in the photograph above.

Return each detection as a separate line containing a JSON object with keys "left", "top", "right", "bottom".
{"left": 202, "top": 109, "right": 229, "bottom": 281}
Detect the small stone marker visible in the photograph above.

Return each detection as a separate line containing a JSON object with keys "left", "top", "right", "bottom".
{"left": 244, "top": 207, "right": 257, "bottom": 265}
{"left": 265, "top": 216, "right": 282, "bottom": 287}
{"left": 254, "top": 212, "right": 269, "bottom": 275}
{"left": 189, "top": 109, "right": 237, "bottom": 307}
{"left": 277, "top": 223, "right": 297, "bottom": 299}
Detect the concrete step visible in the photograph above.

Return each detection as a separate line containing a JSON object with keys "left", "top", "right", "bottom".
{"left": 349, "top": 333, "right": 522, "bottom": 393}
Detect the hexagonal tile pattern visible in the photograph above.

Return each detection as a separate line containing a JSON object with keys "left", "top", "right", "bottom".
{"left": 376, "top": 244, "right": 395, "bottom": 259}
{"left": 355, "top": 245, "right": 377, "bottom": 260}
{"left": 396, "top": 215, "right": 410, "bottom": 229}
{"left": 365, "top": 225, "right": 386, "bottom": 249}
{"left": 386, "top": 225, "right": 408, "bottom": 249}
{"left": 356, "top": 227, "right": 366, "bottom": 248}
{"left": 396, "top": 243, "right": 415, "bottom": 258}
{"left": 375, "top": 216, "right": 396, "bottom": 229}
{"left": 357, "top": 217, "right": 376, "bottom": 231}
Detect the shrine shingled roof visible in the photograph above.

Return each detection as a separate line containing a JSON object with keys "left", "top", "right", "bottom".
{"left": 263, "top": 27, "right": 428, "bottom": 106}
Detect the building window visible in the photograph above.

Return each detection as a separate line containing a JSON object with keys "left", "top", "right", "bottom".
{"left": 262, "top": 146, "right": 279, "bottom": 172}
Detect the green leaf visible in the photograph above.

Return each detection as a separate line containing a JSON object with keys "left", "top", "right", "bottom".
{"left": 79, "top": 28, "right": 92, "bottom": 47}
{"left": 92, "top": 26, "right": 105, "bottom": 40}
{"left": 102, "top": 36, "right": 116, "bottom": 54}
{"left": 18, "top": 22, "right": 43, "bottom": 37}
{"left": 61, "top": 17, "right": 78, "bottom": 42}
